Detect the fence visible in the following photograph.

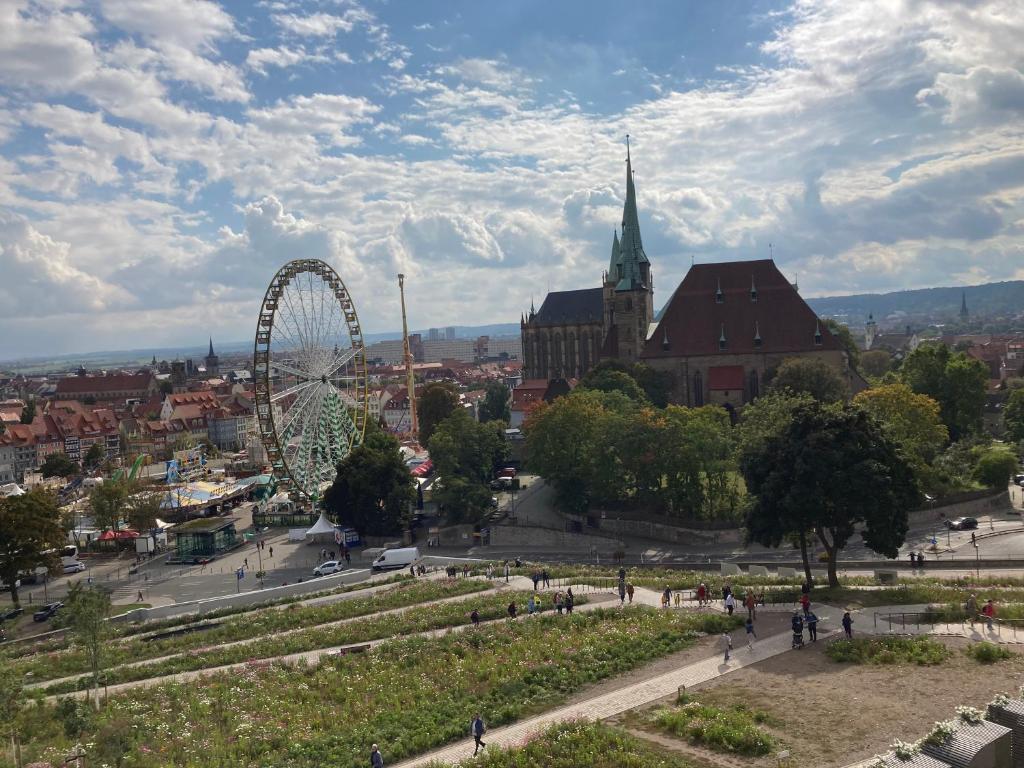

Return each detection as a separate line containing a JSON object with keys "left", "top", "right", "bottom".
{"left": 873, "top": 610, "right": 1024, "bottom": 640}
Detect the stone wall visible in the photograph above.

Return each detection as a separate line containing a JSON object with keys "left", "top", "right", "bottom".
{"left": 908, "top": 490, "right": 1012, "bottom": 525}
{"left": 592, "top": 515, "right": 743, "bottom": 545}
{"left": 489, "top": 524, "right": 624, "bottom": 551}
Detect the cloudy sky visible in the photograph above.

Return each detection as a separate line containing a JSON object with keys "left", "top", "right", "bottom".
{"left": 1, "top": 0, "right": 1022, "bottom": 359}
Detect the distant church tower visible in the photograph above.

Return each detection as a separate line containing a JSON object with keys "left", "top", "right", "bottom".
{"left": 960, "top": 290, "right": 969, "bottom": 319}
{"left": 865, "top": 313, "right": 877, "bottom": 350}
{"left": 205, "top": 338, "right": 220, "bottom": 377}
{"left": 601, "top": 137, "right": 655, "bottom": 363}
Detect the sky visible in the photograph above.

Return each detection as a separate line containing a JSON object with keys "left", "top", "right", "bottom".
{"left": 1, "top": 0, "right": 1022, "bottom": 359}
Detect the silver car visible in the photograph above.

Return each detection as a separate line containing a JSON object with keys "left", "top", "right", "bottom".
{"left": 313, "top": 561, "right": 344, "bottom": 576}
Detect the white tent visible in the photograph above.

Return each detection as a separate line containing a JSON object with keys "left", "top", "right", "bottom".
{"left": 305, "top": 513, "right": 337, "bottom": 537}
{"left": 0, "top": 483, "right": 25, "bottom": 497}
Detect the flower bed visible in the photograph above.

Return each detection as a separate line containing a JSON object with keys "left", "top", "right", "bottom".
{"left": 21, "top": 607, "right": 742, "bottom": 767}
{"left": 645, "top": 695, "right": 777, "bottom": 756}
{"left": 825, "top": 636, "right": 951, "bottom": 666}
{"left": 9, "top": 578, "right": 489, "bottom": 684}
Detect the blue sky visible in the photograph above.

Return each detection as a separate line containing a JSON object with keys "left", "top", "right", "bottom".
{"left": 1, "top": 0, "right": 1022, "bottom": 358}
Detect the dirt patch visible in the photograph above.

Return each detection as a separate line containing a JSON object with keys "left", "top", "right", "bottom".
{"left": 670, "top": 635, "right": 1024, "bottom": 767}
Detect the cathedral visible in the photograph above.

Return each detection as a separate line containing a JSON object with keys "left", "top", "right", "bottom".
{"left": 521, "top": 145, "right": 654, "bottom": 380}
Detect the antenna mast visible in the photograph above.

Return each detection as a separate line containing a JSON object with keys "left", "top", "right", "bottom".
{"left": 398, "top": 274, "right": 419, "bottom": 439}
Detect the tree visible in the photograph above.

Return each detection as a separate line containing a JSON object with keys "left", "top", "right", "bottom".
{"left": 0, "top": 663, "right": 25, "bottom": 762}
{"left": 1006, "top": 388, "right": 1024, "bottom": 444}
{"left": 324, "top": 423, "right": 415, "bottom": 536}
{"left": 900, "top": 344, "right": 987, "bottom": 440}
{"left": 19, "top": 399, "right": 35, "bottom": 424}
{"left": 429, "top": 410, "right": 508, "bottom": 524}
{"left": 83, "top": 442, "right": 105, "bottom": 469}
{"left": 417, "top": 382, "right": 459, "bottom": 445}
{"left": 578, "top": 367, "right": 650, "bottom": 404}
{"left": 158, "top": 379, "right": 174, "bottom": 395}
{"left": 854, "top": 384, "right": 948, "bottom": 464}
{"left": 861, "top": 350, "right": 893, "bottom": 379}
{"left": 579, "top": 360, "right": 672, "bottom": 407}
{"left": 123, "top": 482, "right": 163, "bottom": 533}
{"left": 0, "top": 489, "right": 65, "bottom": 607}
{"left": 41, "top": 452, "right": 79, "bottom": 479}
{"left": 825, "top": 319, "right": 860, "bottom": 372}
{"left": 769, "top": 357, "right": 848, "bottom": 403}
{"left": 478, "top": 381, "right": 511, "bottom": 423}
{"left": 89, "top": 478, "right": 130, "bottom": 532}
{"left": 64, "top": 583, "right": 112, "bottom": 706}
{"left": 974, "top": 447, "right": 1018, "bottom": 488}
{"left": 741, "top": 402, "right": 920, "bottom": 587}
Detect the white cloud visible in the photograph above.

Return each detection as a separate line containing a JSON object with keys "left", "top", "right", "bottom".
{"left": 246, "top": 46, "right": 327, "bottom": 75}
{"left": 99, "top": 0, "right": 236, "bottom": 51}
{"left": 272, "top": 12, "right": 355, "bottom": 37}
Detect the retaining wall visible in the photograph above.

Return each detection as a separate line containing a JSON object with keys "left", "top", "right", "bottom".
{"left": 908, "top": 490, "right": 1013, "bottom": 525}
{"left": 489, "top": 525, "right": 624, "bottom": 551}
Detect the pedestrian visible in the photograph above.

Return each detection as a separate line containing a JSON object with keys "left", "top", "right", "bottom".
{"left": 470, "top": 608, "right": 480, "bottom": 627}
{"left": 745, "top": 591, "right": 756, "bottom": 621}
{"left": 966, "top": 593, "right": 978, "bottom": 626}
{"left": 725, "top": 592, "right": 735, "bottom": 616}
{"left": 244, "top": 557, "right": 248, "bottom": 568}
{"left": 674, "top": 591, "right": 681, "bottom": 607}
{"left": 371, "top": 743, "right": 384, "bottom": 768}
{"left": 909, "top": 551, "right": 916, "bottom": 567}
{"left": 507, "top": 601, "right": 517, "bottom": 619}
{"left": 261, "top": 540, "right": 265, "bottom": 551}
{"left": 696, "top": 582, "right": 707, "bottom": 608}
{"left": 982, "top": 599, "right": 996, "bottom": 630}
{"left": 806, "top": 611, "right": 818, "bottom": 642}
{"left": 722, "top": 583, "right": 732, "bottom": 601}
{"left": 542, "top": 569, "right": 550, "bottom": 588}
{"left": 745, "top": 617, "right": 756, "bottom": 650}
{"left": 136, "top": 590, "right": 144, "bottom": 602}
{"left": 971, "top": 532, "right": 976, "bottom": 546}
{"left": 626, "top": 582, "right": 634, "bottom": 603}
{"left": 535, "top": 593, "right": 543, "bottom": 613}
{"left": 410, "top": 564, "right": 416, "bottom": 578}
{"left": 532, "top": 572, "right": 540, "bottom": 590}
{"left": 463, "top": 564, "right": 470, "bottom": 578}
{"left": 720, "top": 631, "right": 733, "bottom": 662}
{"left": 555, "top": 591, "right": 564, "bottom": 614}
{"left": 527, "top": 595, "right": 536, "bottom": 615}
{"left": 471, "top": 713, "right": 487, "bottom": 755}
{"left": 662, "top": 586, "right": 672, "bottom": 609}
{"left": 842, "top": 611, "right": 853, "bottom": 638}
{"left": 618, "top": 579, "right": 626, "bottom": 605}
{"left": 504, "top": 561, "right": 510, "bottom": 582}
{"left": 618, "top": 566, "right": 626, "bottom": 582}
{"left": 800, "top": 592, "right": 810, "bottom": 616}
{"left": 269, "top": 546, "right": 273, "bottom": 558}
{"left": 801, "top": 579, "right": 811, "bottom": 596}
{"left": 917, "top": 552, "right": 925, "bottom": 569}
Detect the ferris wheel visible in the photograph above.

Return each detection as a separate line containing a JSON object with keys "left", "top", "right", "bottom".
{"left": 253, "top": 259, "right": 368, "bottom": 501}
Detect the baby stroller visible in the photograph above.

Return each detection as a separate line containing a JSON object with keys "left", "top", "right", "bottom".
{"left": 791, "top": 613, "right": 805, "bottom": 649}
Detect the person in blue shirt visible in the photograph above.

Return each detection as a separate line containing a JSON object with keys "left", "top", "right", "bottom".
{"left": 471, "top": 714, "right": 487, "bottom": 755}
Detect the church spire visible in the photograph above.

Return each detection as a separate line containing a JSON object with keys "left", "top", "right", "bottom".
{"left": 607, "top": 229, "right": 621, "bottom": 283}
{"left": 615, "top": 134, "right": 649, "bottom": 292}
{"left": 208, "top": 337, "right": 215, "bottom": 357}
{"left": 960, "top": 290, "right": 969, "bottom": 318}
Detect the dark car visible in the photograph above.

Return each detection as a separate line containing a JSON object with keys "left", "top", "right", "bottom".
{"left": 0, "top": 607, "right": 23, "bottom": 621}
{"left": 32, "top": 602, "right": 63, "bottom": 622}
{"left": 945, "top": 517, "right": 979, "bottom": 530}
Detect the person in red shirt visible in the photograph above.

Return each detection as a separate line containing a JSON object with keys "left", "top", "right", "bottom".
{"left": 696, "top": 582, "right": 707, "bottom": 608}
{"left": 800, "top": 593, "right": 811, "bottom": 616}
{"left": 981, "top": 599, "right": 996, "bottom": 630}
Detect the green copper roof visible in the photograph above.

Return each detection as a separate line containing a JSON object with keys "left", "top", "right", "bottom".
{"left": 607, "top": 230, "right": 620, "bottom": 283}
{"left": 615, "top": 144, "right": 649, "bottom": 291}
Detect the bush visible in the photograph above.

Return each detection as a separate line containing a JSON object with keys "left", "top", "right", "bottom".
{"left": 825, "top": 636, "right": 950, "bottom": 666}
{"left": 966, "top": 641, "right": 1015, "bottom": 664}
{"left": 974, "top": 447, "right": 1018, "bottom": 488}
{"left": 648, "top": 700, "right": 776, "bottom": 756}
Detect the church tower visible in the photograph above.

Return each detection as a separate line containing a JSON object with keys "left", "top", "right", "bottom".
{"left": 865, "top": 313, "right": 877, "bottom": 350}
{"left": 204, "top": 338, "right": 220, "bottom": 377}
{"left": 602, "top": 139, "right": 654, "bottom": 362}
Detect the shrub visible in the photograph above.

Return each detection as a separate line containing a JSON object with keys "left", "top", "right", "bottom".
{"left": 648, "top": 700, "right": 776, "bottom": 756}
{"left": 825, "top": 636, "right": 950, "bottom": 666}
{"left": 966, "top": 641, "right": 1015, "bottom": 664}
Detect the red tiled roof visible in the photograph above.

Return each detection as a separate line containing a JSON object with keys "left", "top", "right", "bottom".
{"left": 55, "top": 372, "right": 153, "bottom": 395}
{"left": 166, "top": 391, "right": 219, "bottom": 406}
{"left": 707, "top": 366, "right": 745, "bottom": 390}
{"left": 642, "top": 260, "right": 839, "bottom": 359}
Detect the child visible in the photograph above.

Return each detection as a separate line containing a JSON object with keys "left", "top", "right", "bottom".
{"left": 842, "top": 611, "right": 853, "bottom": 638}
{"left": 745, "top": 617, "right": 756, "bottom": 650}
{"left": 721, "top": 632, "right": 733, "bottom": 662}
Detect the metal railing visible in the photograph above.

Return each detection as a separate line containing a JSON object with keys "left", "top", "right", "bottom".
{"left": 873, "top": 610, "right": 1024, "bottom": 639}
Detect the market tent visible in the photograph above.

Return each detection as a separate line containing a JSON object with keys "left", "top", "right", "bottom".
{"left": 305, "top": 513, "right": 336, "bottom": 537}
{"left": 153, "top": 519, "right": 175, "bottom": 530}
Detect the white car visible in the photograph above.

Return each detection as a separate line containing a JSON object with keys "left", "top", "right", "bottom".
{"left": 313, "top": 561, "right": 344, "bottom": 577}
{"left": 63, "top": 562, "right": 86, "bottom": 574}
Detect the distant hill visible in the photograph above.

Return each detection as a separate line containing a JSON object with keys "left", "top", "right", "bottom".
{"left": 805, "top": 280, "right": 1024, "bottom": 325}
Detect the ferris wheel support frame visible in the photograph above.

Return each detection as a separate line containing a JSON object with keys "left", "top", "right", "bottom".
{"left": 253, "top": 258, "right": 368, "bottom": 501}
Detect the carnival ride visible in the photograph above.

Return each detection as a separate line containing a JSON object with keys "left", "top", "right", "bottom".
{"left": 253, "top": 259, "right": 369, "bottom": 501}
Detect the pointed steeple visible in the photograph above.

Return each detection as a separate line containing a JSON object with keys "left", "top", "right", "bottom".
{"left": 208, "top": 337, "right": 215, "bottom": 357}
{"left": 615, "top": 135, "right": 649, "bottom": 292}
{"left": 960, "top": 290, "right": 969, "bottom": 318}
{"left": 607, "top": 230, "right": 621, "bottom": 284}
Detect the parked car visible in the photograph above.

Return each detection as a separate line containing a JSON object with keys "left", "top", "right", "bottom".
{"left": 63, "top": 561, "right": 87, "bottom": 574}
{"left": 490, "top": 477, "right": 512, "bottom": 490}
{"left": 497, "top": 467, "right": 517, "bottom": 479}
{"left": 1015, "top": 473, "right": 1024, "bottom": 486}
{"left": 33, "top": 602, "right": 63, "bottom": 622}
{"left": 0, "top": 607, "right": 23, "bottom": 621}
{"left": 312, "top": 561, "right": 345, "bottom": 577}
{"left": 945, "top": 517, "right": 979, "bottom": 530}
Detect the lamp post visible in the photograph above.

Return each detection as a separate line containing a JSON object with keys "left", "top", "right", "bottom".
{"left": 975, "top": 541, "right": 981, "bottom": 578}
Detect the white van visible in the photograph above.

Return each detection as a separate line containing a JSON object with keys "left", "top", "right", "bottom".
{"left": 371, "top": 547, "right": 421, "bottom": 572}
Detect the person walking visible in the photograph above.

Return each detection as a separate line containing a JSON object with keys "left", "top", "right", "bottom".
{"left": 662, "top": 586, "right": 672, "bottom": 609}
{"left": 136, "top": 589, "right": 144, "bottom": 602}
{"left": 696, "top": 582, "right": 707, "bottom": 608}
{"left": 626, "top": 582, "right": 634, "bottom": 603}
{"left": 720, "top": 632, "right": 733, "bottom": 662}
{"left": 555, "top": 591, "right": 564, "bottom": 614}
{"left": 806, "top": 611, "right": 818, "bottom": 642}
{"left": 618, "top": 566, "right": 626, "bottom": 582}
{"left": 531, "top": 572, "right": 540, "bottom": 591}
{"left": 371, "top": 744, "right": 384, "bottom": 768}
{"left": 471, "top": 714, "right": 487, "bottom": 755}
{"left": 618, "top": 579, "right": 626, "bottom": 605}
{"left": 982, "top": 599, "right": 996, "bottom": 630}
{"left": 745, "top": 617, "right": 756, "bottom": 650}
{"left": 269, "top": 546, "right": 273, "bottom": 558}
{"left": 470, "top": 608, "right": 480, "bottom": 627}
{"left": 966, "top": 593, "right": 978, "bottom": 626}
{"left": 507, "top": 601, "right": 517, "bottom": 619}
{"left": 722, "top": 583, "right": 732, "bottom": 602}
{"left": 800, "top": 592, "right": 810, "bottom": 616}
{"left": 842, "top": 611, "right": 853, "bottom": 638}
{"left": 745, "top": 591, "right": 756, "bottom": 621}
{"left": 674, "top": 591, "right": 681, "bottom": 607}
{"left": 725, "top": 592, "right": 735, "bottom": 616}
{"left": 527, "top": 595, "right": 536, "bottom": 615}
{"left": 504, "top": 561, "right": 510, "bottom": 582}
{"left": 542, "top": 569, "right": 550, "bottom": 588}
{"left": 565, "top": 589, "right": 574, "bottom": 614}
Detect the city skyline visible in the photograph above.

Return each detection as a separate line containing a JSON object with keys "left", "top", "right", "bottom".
{"left": 1, "top": 0, "right": 1022, "bottom": 359}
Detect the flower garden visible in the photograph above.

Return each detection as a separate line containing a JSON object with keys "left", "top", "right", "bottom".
{"left": 10, "top": 606, "right": 741, "bottom": 768}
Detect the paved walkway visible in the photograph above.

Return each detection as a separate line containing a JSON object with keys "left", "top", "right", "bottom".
{"left": 393, "top": 624, "right": 826, "bottom": 767}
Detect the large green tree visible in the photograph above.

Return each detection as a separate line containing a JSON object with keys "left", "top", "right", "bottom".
{"left": 64, "top": 583, "right": 112, "bottom": 706}
{"left": 123, "top": 483, "right": 163, "bottom": 533}
{"left": 741, "top": 402, "right": 920, "bottom": 587}
{"left": 41, "top": 452, "right": 79, "bottom": 479}
{"left": 323, "top": 423, "right": 415, "bottom": 536}
{"left": 578, "top": 367, "right": 650, "bottom": 405}
{"left": 429, "top": 410, "right": 509, "bottom": 524}
{"left": 416, "top": 382, "right": 460, "bottom": 445}
{"left": 478, "top": 381, "right": 511, "bottom": 423}
{"left": 900, "top": 344, "right": 987, "bottom": 440}
{"left": 0, "top": 488, "right": 65, "bottom": 606}
{"left": 89, "top": 478, "right": 130, "bottom": 532}
{"left": 19, "top": 399, "right": 36, "bottom": 424}
{"left": 1003, "top": 388, "right": 1024, "bottom": 443}
{"left": 860, "top": 350, "right": 893, "bottom": 380}
{"left": 579, "top": 360, "right": 672, "bottom": 407}
{"left": 854, "top": 384, "right": 948, "bottom": 464}
{"left": 974, "top": 447, "right": 1018, "bottom": 488}
{"left": 83, "top": 442, "right": 105, "bottom": 468}
{"left": 769, "top": 357, "right": 848, "bottom": 403}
